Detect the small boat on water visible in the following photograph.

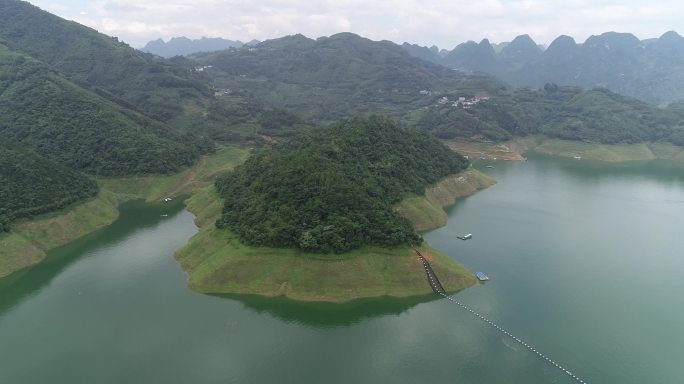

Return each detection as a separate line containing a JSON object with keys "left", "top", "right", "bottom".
{"left": 475, "top": 272, "right": 489, "bottom": 281}
{"left": 573, "top": 156, "right": 582, "bottom": 160}
{"left": 457, "top": 234, "right": 473, "bottom": 240}
{"left": 485, "top": 165, "right": 494, "bottom": 168}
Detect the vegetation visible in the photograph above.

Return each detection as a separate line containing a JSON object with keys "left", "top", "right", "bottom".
{"left": 0, "top": 140, "right": 97, "bottom": 232}
{"left": 194, "top": 33, "right": 684, "bottom": 146}
{"left": 419, "top": 85, "right": 684, "bottom": 145}
{"left": 177, "top": 185, "right": 477, "bottom": 302}
{"left": 0, "top": 0, "right": 209, "bottom": 122}
{"left": 192, "top": 33, "right": 500, "bottom": 123}
{"left": 0, "top": 43, "right": 209, "bottom": 175}
{"left": 215, "top": 116, "right": 469, "bottom": 253}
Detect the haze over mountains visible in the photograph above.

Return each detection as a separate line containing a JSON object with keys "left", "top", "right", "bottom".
{"left": 402, "top": 31, "right": 684, "bottom": 105}
{"left": 142, "top": 37, "right": 260, "bottom": 58}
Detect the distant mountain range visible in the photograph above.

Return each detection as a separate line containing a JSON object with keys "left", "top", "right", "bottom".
{"left": 141, "top": 37, "right": 260, "bottom": 58}
{"left": 402, "top": 31, "right": 684, "bottom": 104}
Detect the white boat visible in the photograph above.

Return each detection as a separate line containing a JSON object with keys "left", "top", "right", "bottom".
{"left": 476, "top": 272, "right": 489, "bottom": 281}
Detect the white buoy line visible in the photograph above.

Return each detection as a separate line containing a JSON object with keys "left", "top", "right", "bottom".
{"left": 416, "top": 253, "right": 588, "bottom": 383}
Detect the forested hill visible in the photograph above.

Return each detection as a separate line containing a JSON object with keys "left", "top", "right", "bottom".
{"left": 0, "top": 0, "right": 209, "bottom": 122}
{"left": 0, "top": 43, "right": 204, "bottom": 175}
{"left": 420, "top": 85, "right": 684, "bottom": 145}
{"left": 200, "top": 32, "right": 467, "bottom": 89}
{"left": 192, "top": 33, "right": 684, "bottom": 145}
{"left": 215, "top": 116, "right": 469, "bottom": 253}
{"left": 0, "top": 140, "right": 97, "bottom": 232}
{"left": 192, "top": 32, "right": 502, "bottom": 121}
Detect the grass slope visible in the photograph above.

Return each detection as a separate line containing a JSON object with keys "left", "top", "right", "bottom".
{"left": 395, "top": 169, "right": 496, "bottom": 231}
{"left": 448, "top": 137, "right": 684, "bottom": 163}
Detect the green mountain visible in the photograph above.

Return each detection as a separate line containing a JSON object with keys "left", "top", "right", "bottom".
{"left": 192, "top": 33, "right": 500, "bottom": 122}
{"left": 195, "top": 33, "right": 684, "bottom": 145}
{"left": 0, "top": 140, "right": 97, "bottom": 231}
{"left": 215, "top": 116, "right": 469, "bottom": 253}
{"left": 0, "top": 0, "right": 209, "bottom": 122}
{"left": 491, "top": 86, "right": 683, "bottom": 144}
{"left": 0, "top": 43, "right": 202, "bottom": 175}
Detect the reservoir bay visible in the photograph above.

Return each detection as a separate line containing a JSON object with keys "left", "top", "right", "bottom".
{"left": 1, "top": 155, "right": 683, "bottom": 383}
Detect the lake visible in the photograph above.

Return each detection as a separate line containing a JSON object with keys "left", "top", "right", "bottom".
{"left": 1, "top": 155, "right": 682, "bottom": 383}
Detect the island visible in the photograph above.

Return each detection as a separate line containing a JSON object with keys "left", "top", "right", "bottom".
{"left": 176, "top": 116, "right": 495, "bottom": 302}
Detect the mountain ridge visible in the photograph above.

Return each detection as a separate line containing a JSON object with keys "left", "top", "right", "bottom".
{"left": 403, "top": 31, "right": 684, "bottom": 104}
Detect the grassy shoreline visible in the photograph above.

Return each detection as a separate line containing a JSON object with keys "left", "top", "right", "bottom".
{"left": 395, "top": 169, "right": 495, "bottom": 232}
{"left": 448, "top": 137, "right": 684, "bottom": 163}
{"left": 0, "top": 145, "right": 249, "bottom": 278}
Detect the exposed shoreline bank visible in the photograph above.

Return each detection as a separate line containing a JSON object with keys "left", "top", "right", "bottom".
{"left": 448, "top": 137, "right": 684, "bottom": 163}
{"left": 395, "top": 169, "right": 496, "bottom": 232}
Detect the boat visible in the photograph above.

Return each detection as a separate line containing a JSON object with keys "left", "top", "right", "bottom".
{"left": 457, "top": 234, "right": 473, "bottom": 240}
{"left": 485, "top": 165, "right": 494, "bottom": 168}
{"left": 475, "top": 272, "right": 489, "bottom": 281}
{"left": 573, "top": 156, "right": 582, "bottom": 160}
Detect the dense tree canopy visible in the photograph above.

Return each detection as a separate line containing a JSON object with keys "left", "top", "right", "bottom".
{"left": 215, "top": 116, "right": 469, "bottom": 253}
{"left": 0, "top": 43, "right": 207, "bottom": 175}
{"left": 0, "top": 141, "right": 97, "bottom": 232}
{"left": 0, "top": 0, "right": 209, "bottom": 122}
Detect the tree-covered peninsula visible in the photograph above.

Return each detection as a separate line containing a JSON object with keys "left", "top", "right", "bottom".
{"left": 215, "top": 116, "right": 469, "bottom": 253}
{"left": 175, "top": 116, "right": 489, "bottom": 302}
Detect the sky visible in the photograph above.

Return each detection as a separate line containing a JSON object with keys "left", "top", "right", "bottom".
{"left": 28, "top": 0, "right": 684, "bottom": 49}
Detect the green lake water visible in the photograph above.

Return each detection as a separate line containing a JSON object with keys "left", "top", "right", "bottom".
{"left": 1, "top": 155, "right": 683, "bottom": 383}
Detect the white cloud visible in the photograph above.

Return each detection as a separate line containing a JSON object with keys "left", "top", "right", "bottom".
{"left": 27, "top": 0, "right": 684, "bottom": 48}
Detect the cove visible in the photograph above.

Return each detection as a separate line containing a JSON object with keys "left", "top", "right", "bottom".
{"left": 1, "top": 155, "right": 683, "bottom": 383}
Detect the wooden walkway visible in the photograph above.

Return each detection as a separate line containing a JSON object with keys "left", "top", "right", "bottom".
{"left": 414, "top": 249, "right": 589, "bottom": 384}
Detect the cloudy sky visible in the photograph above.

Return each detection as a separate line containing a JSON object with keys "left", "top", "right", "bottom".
{"left": 29, "top": 0, "right": 684, "bottom": 49}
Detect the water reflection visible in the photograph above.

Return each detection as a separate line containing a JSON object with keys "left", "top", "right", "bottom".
{"left": 522, "top": 153, "right": 684, "bottom": 185}
{"left": 216, "top": 292, "right": 442, "bottom": 328}
{"left": 0, "top": 199, "right": 186, "bottom": 316}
